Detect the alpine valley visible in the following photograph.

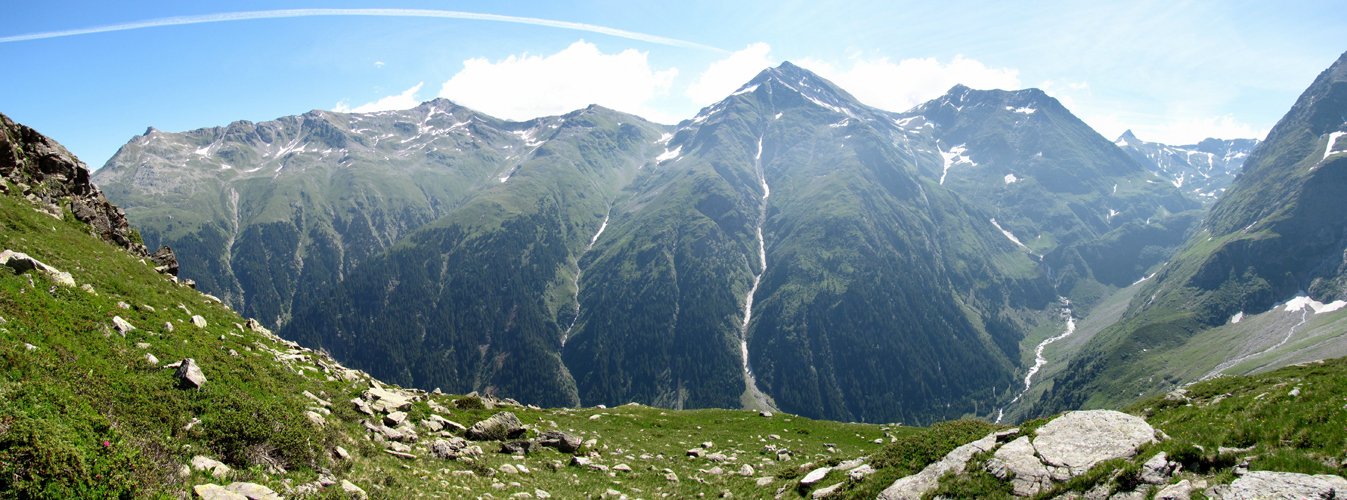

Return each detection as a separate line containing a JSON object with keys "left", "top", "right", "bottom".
{"left": 3, "top": 43, "right": 1347, "bottom": 500}
{"left": 92, "top": 53, "right": 1347, "bottom": 430}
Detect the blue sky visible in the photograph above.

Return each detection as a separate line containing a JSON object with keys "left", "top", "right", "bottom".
{"left": 2, "top": 0, "right": 1343, "bottom": 168}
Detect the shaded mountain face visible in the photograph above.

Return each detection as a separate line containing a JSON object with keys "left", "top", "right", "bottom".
{"left": 94, "top": 99, "right": 572, "bottom": 328}
{"left": 1114, "top": 130, "right": 1259, "bottom": 204}
{"left": 1035, "top": 49, "right": 1347, "bottom": 415}
{"left": 561, "top": 62, "right": 1050, "bottom": 424}
{"left": 99, "top": 62, "right": 1212, "bottom": 424}
{"left": 890, "top": 86, "right": 1201, "bottom": 304}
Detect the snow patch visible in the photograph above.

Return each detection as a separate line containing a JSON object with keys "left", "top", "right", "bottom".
{"left": 194, "top": 146, "right": 211, "bottom": 157}
{"left": 655, "top": 133, "right": 673, "bottom": 144}
{"left": 1230, "top": 312, "right": 1244, "bottom": 324}
{"left": 1007, "top": 106, "right": 1036, "bottom": 114}
{"left": 774, "top": 112, "right": 783, "bottom": 120}
{"left": 656, "top": 145, "right": 682, "bottom": 163}
{"left": 1004, "top": 174, "right": 1018, "bottom": 184}
{"left": 989, "top": 218, "right": 1029, "bottom": 250}
{"left": 1323, "top": 131, "right": 1346, "bottom": 162}
{"left": 938, "top": 144, "right": 975, "bottom": 185}
{"left": 1132, "top": 273, "right": 1155, "bottom": 286}
{"left": 731, "top": 84, "right": 759, "bottom": 96}
{"left": 1285, "top": 294, "right": 1347, "bottom": 314}
{"left": 829, "top": 119, "right": 849, "bottom": 128}
{"left": 220, "top": 164, "right": 233, "bottom": 170}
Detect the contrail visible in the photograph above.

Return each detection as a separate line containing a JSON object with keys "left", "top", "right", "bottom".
{"left": 0, "top": 8, "right": 725, "bottom": 52}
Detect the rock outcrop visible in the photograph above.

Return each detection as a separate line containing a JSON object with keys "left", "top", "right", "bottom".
{"left": 466, "top": 411, "right": 527, "bottom": 441}
{"left": 0, "top": 112, "right": 176, "bottom": 273}
{"left": 880, "top": 410, "right": 1159, "bottom": 500}
{"left": 1206, "top": 471, "right": 1347, "bottom": 500}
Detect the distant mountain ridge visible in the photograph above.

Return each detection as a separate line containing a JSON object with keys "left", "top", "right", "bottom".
{"left": 98, "top": 60, "right": 1262, "bottom": 425}
{"left": 1114, "top": 130, "right": 1259, "bottom": 204}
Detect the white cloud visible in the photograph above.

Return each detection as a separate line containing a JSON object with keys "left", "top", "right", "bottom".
{"left": 374, "top": 61, "right": 385, "bottom": 68}
{"left": 334, "top": 82, "right": 424, "bottom": 113}
{"left": 437, "top": 40, "right": 678, "bottom": 123}
{"left": 685, "top": 43, "right": 773, "bottom": 105}
{"left": 795, "top": 55, "right": 1021, "bottom": 113}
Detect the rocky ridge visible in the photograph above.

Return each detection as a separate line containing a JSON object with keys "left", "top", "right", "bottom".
{"left": 0, "top": 111, "right": 177, "bottom": 275}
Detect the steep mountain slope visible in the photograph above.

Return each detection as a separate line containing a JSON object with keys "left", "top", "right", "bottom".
{"left": 562, "top": 63, "right": 1052, "bottom": 424}
{"left": 280, "top": 105, "right": 668, "bottom": 408}
{"left": 1115, "top": 130, "right": 1259, "bottom": 204}
{"left": 94, "top": 99, "right": 559, "bottom": 329}
{"left": 890, "top": 87, "right": 1201, "bottom": 305}
{"left": 1034, "top": 49, "right": 1347, "bottom": 415}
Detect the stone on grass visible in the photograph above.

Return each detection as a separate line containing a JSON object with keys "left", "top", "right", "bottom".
{"left": 192, "top": 484, "right": 246, "bottom": 500}
{"left": 812, "top": 482, "right": 844, "bottom": 499}
{"left": 1206, "top": 470, "right": 1347, "bottom": 500}
{"left": 1154, "top": 479, "right": 1192, "bottom": 500}
{"left": 223, "top": 482, "right": 283, "bottom": 500}
{"left": 756, "top": 477, "right": 774, "bottom": 486}
{"left": 614, "top": 464, "right": 632, "bottom": 472}
{"left": 335, "top": 446, "right": 351, "bottom": 460}
{"left": 987, "top": 436, "right": 1052, "bottom": 497}
{"left": 534, "top": 431, "right": 579, "bottom": 453}
{"left": 112, "top": 316, "right": 135, "bottom": 335}
{"left": 801, "top": 466, "right": 832, "bottom": 485}
{"left": 738, "top": 464, "right": 755, "bottom": 476}
{"left": 383, "top": 411, "right": 408, "bottom": 426}
{"left": 340, "top": 480, "right": 368, "bottom": 500}
{"left": 1141, "top": 452, "right": 1178, "bottom": 484}
{"left": 144, "top": 353, "right": 159, "bottom": 365}
{"left": 190, "top": 455, "right": 230, "bottom": 479}
{"left": 191, "top": 315, "right": 207, "bottom": 328}
{"left": 175, "top": 358, "right": 207, "bottom": 389}
{"left": 305, "top": 411, "right": 326, "bottom": 426}
{"left": 500, "top": 464, "right": 519, "bottom": 474}
{"left": 847, "top": 464, "right": 875, "bottom": 480}
{"left": 466, "top": 411, "right": 526, "bottom": 441}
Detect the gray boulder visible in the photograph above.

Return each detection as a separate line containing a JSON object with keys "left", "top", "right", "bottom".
{"left": 1140, "top": 452, "right": 1179, "bottom": 484}
{"left": 223, "top": 482, "right": 283, "bottom": 500}
{"left": 175, "top": 358, "right": 207, "bottom": 389}
{"left": 1206, "top": 470, "right": 1347, "bottom": 500}
{"left": 192, "top": 484, "right": 246, "bottom": 500}
{"left": 987, "top": 436, "right": 1053, "bottom": 496}
{"left": 466, "top": 411, "right": 526, "bottom": 441}
{"left": 538, "top": 430, "right": 582, "bottom": 453}
{"left": 1032, "top": 410, "right": 1155, "bottom": 475}
{"left": 1154, "top": 479, "right": 1192, "bottom": 500}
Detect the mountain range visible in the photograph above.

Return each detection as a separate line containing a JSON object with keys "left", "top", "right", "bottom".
{"left": 91, "top": 55, "right": 1331, "bottom": 427}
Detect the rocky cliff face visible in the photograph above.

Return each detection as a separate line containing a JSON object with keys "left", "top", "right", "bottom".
{"left": 0, "top": 112, "right": 176, "bottom": 273}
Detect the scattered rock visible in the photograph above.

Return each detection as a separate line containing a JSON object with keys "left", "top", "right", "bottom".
{"left": 466, "top": 412, "right": 526, "bottom": 441}
{"left": 738, "top": 464, "right": 755, "bottom": 476}
{"left": 383, "top": 411, "right": 408, "bottom": 426}
{"left": 847, "top": 464, "right": 875, "bottom": 480}
{"left": 0, "top": 250, "right": 74, "bottom": 286}
{"left": 335, "top": 446, "right": 351, "bottom": 460}
{"left": 534, "top": 489, "right": 551, "bottom": 499}
{"left": 340, "top": 480, "right": 368, "bottom": 500}
{"left": 687, "top": 448, "right": 704, "bottom": 458}
{"left": 144, "top": 353, "right": 159, "bottom": 365}
{"left": 190, "top": 455, "right": 230, "bottom": 479}
{"left": 801, "top": 466, "right": 832, "bottom": 485}
{"left": 164, "top": 321, "right": 174, "bottom": 333}
{"left": 305, "top": 411, "right": 326, "bottom": 426}
{"left": 1140, "top": 452, "right": 1179, "bottom": 484}
{"left": 23, "top": 343, "right": 36, "bottom": 351}
{"left": 383, "top": 449, "right": 416, "bottom": 460}
{"left": 570, "top": 456, "right": 592, "bottom": 467}
{"left": 112, "top": 316, "right": 135, "bottom": 335}
{"left": 191, "top": 315, "right": 207, "bottom": 328}
{"left": 501, "top": 440, "right": 536, "bottom": 455}
{"left": 192, "top": 484, "right": 246, "bottom": 500}
{"left": 812, "top": 482, "right": 843, "bottom": 499}
{"left": 1154, "top": 479, "right": 1192, "bottom": 500}
{"left": 1206, "top": 470, "right": 1347, "bottom": 500}
{"left": 500, "top": 464, "right": 519, "bottom": 474}
{"left": 760, "top": 412, "right": 773, "bottom": 417}
{"left": 756, "top": 477, "right": 774, "bottom": 486}
{"left": 223, "top": 482, "right": 282, "bottom": 500}
{"left": 614, "top": 464, "right": 633, "bottom": 473}
{"left": 175, "top": 358, "right": 207, "bottom": 389}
